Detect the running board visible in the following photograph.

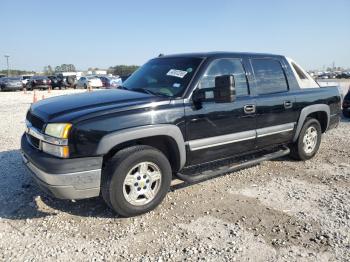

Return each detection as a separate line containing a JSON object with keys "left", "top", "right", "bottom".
{"left": 176, "top": 147, "right": 290, "bottom": 183}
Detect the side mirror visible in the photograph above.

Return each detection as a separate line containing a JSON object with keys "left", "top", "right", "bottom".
{"left": 192, "top": 88, "right": 206, "bottom": 103}
{"left": 192, "top": 88, "right": 214, "bottom": 109}
{"left": 214, "top": 75, "right": 236, "bottom": 103}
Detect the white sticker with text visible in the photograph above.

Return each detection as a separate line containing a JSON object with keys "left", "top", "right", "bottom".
{"left": 167, "top": 69, "right": 188, "bottom": 78}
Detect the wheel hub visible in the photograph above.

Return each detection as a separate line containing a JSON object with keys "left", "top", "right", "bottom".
{"left": 133, "top": 173, "right": 151, "bottom": 195}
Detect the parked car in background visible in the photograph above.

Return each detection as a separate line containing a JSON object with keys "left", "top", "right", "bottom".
{"left": 56, "top": 74, "right": 77, "bottom": 89}
{"left": 98, "top": 76, "right": 122, "bottom": 88}
{"left": 76, "top": 76, "right": 103, "bottom": 89}
{"left": 48, "top": 75, "right": 63, "bottom": 89}
{"left": 26, "top": 76, "right": 51, "bottom": 90}
{"left": 0, "top": 77, "right": 23, "bottom": 91}
{"left": 336, "top": 73, "right": 350, "bottom": 79}
{"left": 342, "top": 88, "right": 350, "bottom": 118}
{"left": 21, "top": 76, "right": 32, "bottom": 86}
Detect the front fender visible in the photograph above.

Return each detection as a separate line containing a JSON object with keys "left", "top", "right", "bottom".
{"left": 96, "top": 124, "right": 186, "bottom": 169}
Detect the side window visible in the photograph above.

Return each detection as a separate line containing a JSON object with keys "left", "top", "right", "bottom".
{"left": 291, "top": 62, "right": 307, "bottom": 80}
{"left": 251, "top": 59, "right": 288, "bottom": 94}
{"left": 199, "top": 58, "right": 249, "bottom": 96}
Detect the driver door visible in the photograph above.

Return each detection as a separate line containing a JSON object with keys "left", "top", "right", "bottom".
{"left": 185, "top": 58, "right": 257, "bottom": 166}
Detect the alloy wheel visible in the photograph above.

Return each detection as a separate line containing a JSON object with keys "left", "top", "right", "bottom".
{"left": 122, "top": 162, "right": 162, "bottom": 206}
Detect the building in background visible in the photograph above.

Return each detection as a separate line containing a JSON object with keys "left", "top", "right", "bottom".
{"left": 87, "top": 69, "right": 107, "bottom": 75}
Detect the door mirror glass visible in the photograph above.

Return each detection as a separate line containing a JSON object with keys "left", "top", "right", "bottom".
{"left": 214, "top": 75, "right": 236, "bottom": 103}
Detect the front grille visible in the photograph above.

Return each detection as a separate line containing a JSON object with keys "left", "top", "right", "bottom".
{"left": 27, "top": 134, "right": 40, "bottom": 149}
{"left": 26, "top": 111, "right": 45, "bottom": 131}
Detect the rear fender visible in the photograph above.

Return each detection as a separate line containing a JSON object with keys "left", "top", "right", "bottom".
{"left": 293, "top": 104, "right": 330, "bottom": 142}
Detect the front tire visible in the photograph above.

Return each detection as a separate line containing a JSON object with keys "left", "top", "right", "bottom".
{"left": 101, "top": 145, "right": 172, "bottom": 217}
{"left": 290, "top": 118, "right": 322, "bottom": 161}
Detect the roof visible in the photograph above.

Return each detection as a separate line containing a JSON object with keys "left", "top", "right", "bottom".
{"left": 158, "top": 51, "right": 282, "bottom": 59}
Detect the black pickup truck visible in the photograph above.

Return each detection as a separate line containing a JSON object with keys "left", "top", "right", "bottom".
{"left": 21, "top": 52, "right": 341, "bottom": 217}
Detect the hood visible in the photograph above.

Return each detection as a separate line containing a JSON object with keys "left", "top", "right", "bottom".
{"left": 30, "top": 89, "right": 169, "bottom": 123}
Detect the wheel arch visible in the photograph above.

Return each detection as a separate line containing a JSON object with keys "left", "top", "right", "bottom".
{"left": 293, "top": 104, "right": 330, "bottom": 142}
{"left": 96, "top": 125, "right": 186, "bottom": 172}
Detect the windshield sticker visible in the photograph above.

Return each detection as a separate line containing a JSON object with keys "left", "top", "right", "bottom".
{"left": 173, "top": 83, "right": 181, "bottom": 88}
{"left": 167, "top": 69, "right": 188, "bottom": 78}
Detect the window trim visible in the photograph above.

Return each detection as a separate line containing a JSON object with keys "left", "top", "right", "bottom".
{"left": 197, "top": 57, "right": 250, "bottom": 97}
{"left": 250, "top": 58, "right": 290, "bottom": 95}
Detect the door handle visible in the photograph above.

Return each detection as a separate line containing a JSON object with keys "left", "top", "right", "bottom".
{"left": 244, "top": 104, "right": 256, "bottom": 114}
{"left": 284, "top": 100, "right": 293, "bottom": 109}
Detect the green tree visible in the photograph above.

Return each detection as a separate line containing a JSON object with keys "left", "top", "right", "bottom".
{"left": 108, "top": 65, "right": 139, "bottom": 76}
{"left": 55, "top": 64, "right": 76, "bottom": 73}
{"left": 55, "top": 65, "right": 61, "bottom": 72}
{"left": 0, "top": 69, "right": 35, "bottom": 76}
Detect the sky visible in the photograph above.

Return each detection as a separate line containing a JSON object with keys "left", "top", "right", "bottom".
{"left": 1, "top": 0, "right": 349, "bottom": 71}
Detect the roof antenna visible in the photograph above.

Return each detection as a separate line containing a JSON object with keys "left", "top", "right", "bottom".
{"left": 158, "top": 53, "right": 164, "bottom": 57}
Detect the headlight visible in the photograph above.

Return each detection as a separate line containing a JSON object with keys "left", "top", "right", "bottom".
{"left": 43, "top": 123, "right": 72, "bottom": 158}
{"left": 45, "top": 123, "right": 72, "bottom": 139}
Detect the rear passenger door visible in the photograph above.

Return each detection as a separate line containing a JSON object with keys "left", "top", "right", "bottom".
{"left": 250, "top": 58, "right": 298, "bottom": 148}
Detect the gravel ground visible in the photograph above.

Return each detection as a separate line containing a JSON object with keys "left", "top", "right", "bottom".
{"left": 0, "top": 89, "right": 349, "bottom": 261}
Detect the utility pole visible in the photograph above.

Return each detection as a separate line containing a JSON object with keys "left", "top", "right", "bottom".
{"left": 4, "top": 55, "right": 10, "bottom": 76}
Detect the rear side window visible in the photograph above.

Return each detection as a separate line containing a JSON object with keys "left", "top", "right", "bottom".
{"left": 199, "top": 58, "right": 249, "bottom": 96}
{"left": 291, "top": 62, "right": 307, "bottom": 80}
{"left": 252, "top": 59, "right": 288, "bottom": 94}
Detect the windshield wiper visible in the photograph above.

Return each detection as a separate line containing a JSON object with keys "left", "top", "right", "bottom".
{"left": 130, "top": 88, "right": 169, "bottom": 97}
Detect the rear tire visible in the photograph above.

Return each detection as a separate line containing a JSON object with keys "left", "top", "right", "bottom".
{"left": 101, "top": 145, "right": 172, "bottom": 217}
{"left": 290, "top": 118, "right": 322, "bottom": 161}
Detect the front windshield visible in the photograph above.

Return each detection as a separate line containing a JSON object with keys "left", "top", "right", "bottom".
{"left": 122, "top": 57, "right": 202, "bottom": 97}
